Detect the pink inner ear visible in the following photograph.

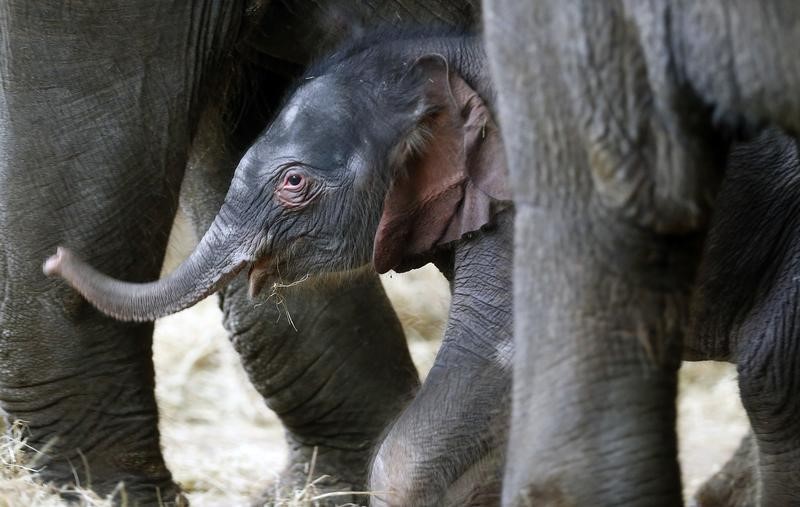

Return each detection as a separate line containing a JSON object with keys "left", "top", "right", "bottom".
{"left": 372, "top": 70, "right": 510, "bottom": 274}
{"left": 373, "top": 176, "right": 466, "bottom": 274}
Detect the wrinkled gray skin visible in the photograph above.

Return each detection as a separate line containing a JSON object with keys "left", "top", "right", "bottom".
{"left": 0, "top": 2, "right": 480, "bottom": 505}
{"left": 691, "top": 130, "right": 800, "bottom": 507}
{"left": 46, "top": 31, "right": 513, "bottom": 507}
{"left": 484, "top": 1, "right": 800, "bottom": 506}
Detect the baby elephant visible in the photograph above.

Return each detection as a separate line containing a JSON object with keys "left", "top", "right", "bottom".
{"left": 47, "top": 28, "right": 513, "bottom": 506}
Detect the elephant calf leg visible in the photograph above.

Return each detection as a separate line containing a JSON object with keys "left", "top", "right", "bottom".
{"left": 694, "top": 434, "right": 758, "bottom": 507}
{"left": 369, "top": 350, "right": 511, "bottom": 507}
{"left": 219, "top": 272, "right": 419, "bottom": 504}
{"left": 370, "top": 212, "right": 513, "bottom": 507}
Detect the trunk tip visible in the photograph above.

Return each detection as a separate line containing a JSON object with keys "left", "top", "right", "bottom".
{"left": 43, "top": 246, "right": 71, "bottom": 277}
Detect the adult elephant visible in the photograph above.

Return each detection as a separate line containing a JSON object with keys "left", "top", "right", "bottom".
{"left": 484, "top": 1, "right": 800, "bottom": 506}
{"left": 0, "top": 1, "right": 477, "bottom": 504}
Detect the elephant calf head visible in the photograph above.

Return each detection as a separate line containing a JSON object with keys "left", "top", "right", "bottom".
{"left": 45, "top": 30, "right": 508, "bottom": 321}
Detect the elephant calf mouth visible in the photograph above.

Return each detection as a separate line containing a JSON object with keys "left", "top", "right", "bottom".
{"left": 247, "top": 256, "right": 277, "bottom": 299}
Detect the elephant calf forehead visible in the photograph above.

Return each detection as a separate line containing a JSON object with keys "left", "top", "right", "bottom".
{"left": 271, "top": 76, "right": 367, "bottom": 163}
{"left": 280, "top": 77, "right": 354, "bottom": 131}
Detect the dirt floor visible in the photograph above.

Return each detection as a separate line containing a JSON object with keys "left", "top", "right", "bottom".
{"left": 0, "top": 221, "right": 750, "bottom": 506}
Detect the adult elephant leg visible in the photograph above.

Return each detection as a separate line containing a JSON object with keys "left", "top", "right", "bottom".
{"left": 225, "top": 273, "right": 419, "bottom": 503}
{"left": 732, "top": 261, "right": 800, "bottom": 505}
{"left": 180, "top": 143, "right": 420, "bottom": 504}
{"left": 688, "top": 131, "right": 800, "bottom": 506}
{"left": 671, "top": 2, "right": 800, "bottom": 503}
{"left": 483, "top": 2, "right": 716, "bottom": 504}
{"left": 369, "top": 211, "right": 513, "bottom": 507}
{"left": 500, "top": 209, "right": 697, "bottom": 506}
{"left": 0, "top": 1, "right": 244, "bottom": 503}
{"left": 688, "top": 128, "right": 800, "bottom": 507}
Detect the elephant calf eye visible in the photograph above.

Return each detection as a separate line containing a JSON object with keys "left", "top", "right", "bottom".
{"left": 286, "top": 173, "right": 303, "bottom": 187}
{"left": 276, "top": 170, "right": 316, "bottom": 209}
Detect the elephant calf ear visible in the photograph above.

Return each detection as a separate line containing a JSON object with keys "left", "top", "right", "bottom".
{"left": 372, "top": 55, "right": 511, "bottom": 274}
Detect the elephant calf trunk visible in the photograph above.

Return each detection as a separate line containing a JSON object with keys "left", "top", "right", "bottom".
{"left": 44, "top": 245, "right": 247, "bottom": 322}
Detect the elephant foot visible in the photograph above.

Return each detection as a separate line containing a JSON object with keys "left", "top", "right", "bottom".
{"left": 692, "top": 434, "right": 757, "bottom": 507}
{"left": 36, "top": 451, "right": 184, "bottom": 507}
{"left": 252, "top": 442, "right": 371, "bottom": 507}
{"left": 48, "top": 475, "right": 186, "bottom": 507}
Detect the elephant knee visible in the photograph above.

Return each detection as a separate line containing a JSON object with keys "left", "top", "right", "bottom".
{"left": 369, "top": 434, "right": 437, "bottom": 507}
{"left": 737, "top": 342, "right": 800, "bottom": 441}
{"left": 369, "top": 439, "right": 411, "bottom": 507}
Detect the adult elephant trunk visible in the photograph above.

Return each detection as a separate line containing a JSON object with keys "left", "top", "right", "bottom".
{"left": 44, "top": 202, "right": 255, "bottom": 322}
